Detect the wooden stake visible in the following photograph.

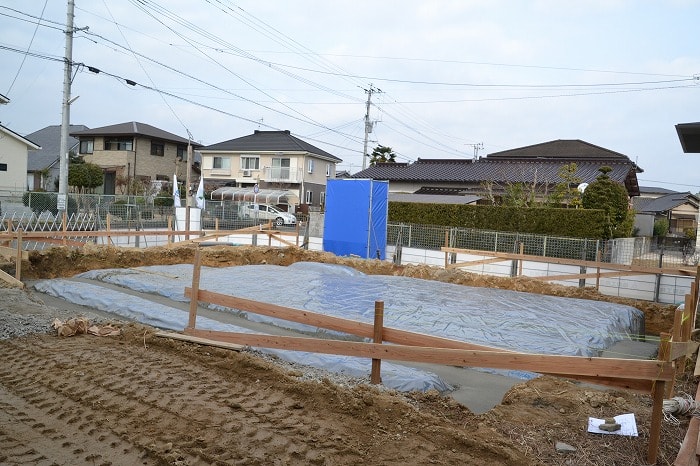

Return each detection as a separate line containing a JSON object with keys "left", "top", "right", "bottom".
{"left": 371, "top": 301, "right": 384, "bottom": 384}
{"left": 647, "top": 379, "right": 665, "bottom": 465}
{"left": 15, "top": 228, "right": 22, "bottom": 281}
{"left": 518, "top": 243, "right": 524, "bottom": 276}
{"left": 187, "top": 248, "right": 202, "bottom": 330}
{"left": 167, "top": 216, "right": 172, "bottom": 245}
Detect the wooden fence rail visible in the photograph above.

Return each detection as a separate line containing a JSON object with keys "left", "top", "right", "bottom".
{"left": 183, "top": 248, "right": 699, "bottom": 465}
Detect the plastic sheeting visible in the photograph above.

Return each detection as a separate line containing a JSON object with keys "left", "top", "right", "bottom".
{"left": 33, "top": 276, "right": 450, "bottom": 393}
{"left": 33, "top": 261, "right": 644, "bottom": 385}
{"left": 323, "top": 179, "right": 388, "bottom": 259}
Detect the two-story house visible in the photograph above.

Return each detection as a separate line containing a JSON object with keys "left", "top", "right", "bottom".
{"left": 0, "top": 123, "right": 40, "bottom": 193}
{"left": 199, "top": 130, "right": 342, "bottom": 211}
{"left": 70, "top": 122, "right": 201, "bottom": 195}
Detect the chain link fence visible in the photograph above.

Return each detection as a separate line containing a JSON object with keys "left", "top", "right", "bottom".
{"left": 387, "top": 223, "right": 695, "bottom": 269}
{"left": 1, "top": 192, "right": 695, "bottom": 269}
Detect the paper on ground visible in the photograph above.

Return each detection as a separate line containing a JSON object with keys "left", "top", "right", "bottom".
{"left": 587, "top": 413, "right": 638, "bottom": 436}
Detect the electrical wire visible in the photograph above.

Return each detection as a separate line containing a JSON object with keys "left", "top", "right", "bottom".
{"left": 5, "top": 0, "right": 49, "bottom": 96}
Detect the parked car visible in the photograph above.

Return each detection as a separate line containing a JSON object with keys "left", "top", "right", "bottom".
{"left": 240, "top": 203, "right": 296, "bottom": 226}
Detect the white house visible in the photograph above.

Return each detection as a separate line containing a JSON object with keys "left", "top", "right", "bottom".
{"left": 0, "top": 124, "right": 41, "bottom": 193}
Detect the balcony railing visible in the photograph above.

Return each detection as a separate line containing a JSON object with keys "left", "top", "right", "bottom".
{"left": 263, "top": 166, "right": 303, "bottom": 183}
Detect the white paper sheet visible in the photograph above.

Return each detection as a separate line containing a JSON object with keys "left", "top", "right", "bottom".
{"left": 587, "top": 413, "right": 638, "bottom": 436}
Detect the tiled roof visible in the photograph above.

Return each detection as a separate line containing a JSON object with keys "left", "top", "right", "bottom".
{"left": 485, "top": 139, "right": 634, "bottom": 161}
{"left": 70, "top": 121, "right": 196, "bottom": 145}
{"left": 200, "top": 130, "right": 342, "bottom": 162}
{"left": 636, "top": 192, "right": 699, "bottom": 214}
{"left": 354, "top": 158, "right": 635, "bottom": 185}
{"left": 352, "top": 140, "right": 642, "bottom": 196}
{"left": 676, "top": 122, "right": 700, "bottom": 153}
{"left": 638, "top": 186, "right": 679, "bottom": 195}
{"left": 26, "top": 124, "right": 88, "bottom": 171}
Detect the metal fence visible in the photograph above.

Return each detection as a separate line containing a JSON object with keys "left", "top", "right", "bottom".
{"left": 1, "top": 192, "right": 696, "bottom": 269}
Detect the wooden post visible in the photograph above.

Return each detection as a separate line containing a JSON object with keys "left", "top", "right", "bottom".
{"left": 647, "top": 379, "right": 666, "bottom": 465}
{"left": 518, "top": 242, "right": 524, "bottom": 276}
{"left": 167, "top": 216, "right": 172, "bottom": 245}
{"left": 370, "top": 301, "right": 384, "bottom": 384}
{"left": 666, "top": 311, "right": 685, "bottom": 398}
{"left": 187, "top": 248, "right": 202, "bottom": 330}
{"left": 215, "top": 217, "right": 219, "bottom": 232}
{"left": 295, "top": 220, "right": 300, "bottom": 247}
{"left": 15, "top": 228, "right": 22, "bottom": 281}
{"left": 106, "top": 213, "right": 112, "bottom": 245}
{"left": 62, "top": 210, "right": 67, "bottom": 246}
{"left": 444, "top": 230, "right": 450, "bottom": 268}
{"left": 595, "top": 250, "right": 602, "bottom": 290}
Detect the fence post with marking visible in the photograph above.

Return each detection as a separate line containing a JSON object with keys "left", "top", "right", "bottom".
{"left": 370, "top": 301, "right": 384, "bottom": 384}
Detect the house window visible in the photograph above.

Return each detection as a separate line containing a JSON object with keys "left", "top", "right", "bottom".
{"left": 177, "top": 145, "right": 186, "bottom": 160}
{"left": 0, "top": 163, "right": 6, "bottom": 171}
{"left": 104, "top": 137, "right": 133, "bottom": 151}
{"left": 79, "top": 139, "right": 94, "bottom": 154}
{"left": 271, "top": 157, "right": 291, "bottom": 179}
{"left": 241, "top": 156, "right": 260, "bottom": 170}
{"left": 213, "top": 156, "right": 231, "bottom": 169}
{"left": 305, "top": 190, "right": 313, "bottom": 204}
{"left": 320, "top": 191, "right": 325, "bottom": 207}
{"left": 326, "top": 163, "right": 331, "bottom": 177}
{"left": 307, "top": 159, "right": 314, "bottom": 174}
{"left": 151, "top": 142, "right": 165, "bottom": 156}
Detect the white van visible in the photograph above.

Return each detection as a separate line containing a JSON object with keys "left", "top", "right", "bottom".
{"left": 240, "top": 203, "right": 297, "bottom": 226}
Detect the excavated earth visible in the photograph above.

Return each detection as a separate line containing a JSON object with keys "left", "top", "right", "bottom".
{"left": 0, "top": 244, "right": 693, "bottom": 465}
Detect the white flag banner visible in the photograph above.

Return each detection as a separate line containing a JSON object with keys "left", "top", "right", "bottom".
{"left": 172, "top": 174, "right": 181, "bottom": 207}
{"left": 195, "top": 177, "right": 205, "bottom": 209}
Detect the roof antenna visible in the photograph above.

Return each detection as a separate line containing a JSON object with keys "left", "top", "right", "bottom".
{"left": 467, "top": 143, "right": 483, "bottom": 161}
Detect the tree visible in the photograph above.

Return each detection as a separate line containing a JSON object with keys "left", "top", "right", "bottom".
{"left": 369, "top": 145, "right": 396, "bottom": 165}
{"left": 547, "top": 163, "right": 582, "bottom": 208}
{"left": 582, "top": 166, "right": 634, "bottom": 238}
{"left": 68, "top": 162, "right": 103, "bottom": 193}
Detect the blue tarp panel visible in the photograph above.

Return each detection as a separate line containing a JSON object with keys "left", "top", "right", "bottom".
{"left": 323, "top": 179, "right": 388, "bottom": 259}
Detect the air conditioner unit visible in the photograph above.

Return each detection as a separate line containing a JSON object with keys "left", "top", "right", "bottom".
{"left": 242, "top": 169, "right": 252, "bottom": 177}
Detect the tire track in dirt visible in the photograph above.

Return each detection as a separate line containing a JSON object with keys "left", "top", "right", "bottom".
{"left": 0, "top": 333, "right": 367, "bottom": 465}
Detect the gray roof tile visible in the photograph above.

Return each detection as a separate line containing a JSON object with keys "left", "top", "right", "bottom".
{"left": 26, "top": 124, "right": 87, "bottom": 171}
{"left": 70, "top": 121, "right": 195, "bottom": 145}
{"left": 200, "top": 130, "right": 342, "bottom": 162}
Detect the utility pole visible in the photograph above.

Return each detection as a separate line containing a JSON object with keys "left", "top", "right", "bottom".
{"left": 362, "top": 85, "right": 381, "bottom": 171}
{"left": 58, "top": 0, "right": 75, "bottom": 212}
{"left": 467, "top": 142, "right": 484, "bottom": 161}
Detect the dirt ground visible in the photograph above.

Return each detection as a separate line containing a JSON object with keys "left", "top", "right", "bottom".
{"left": 0, "top": 244, "right": 694, "bottom": 465}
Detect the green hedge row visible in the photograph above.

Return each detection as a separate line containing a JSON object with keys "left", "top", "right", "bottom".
{"left": 388, "top": 202, "right": 608, "bottom": 239}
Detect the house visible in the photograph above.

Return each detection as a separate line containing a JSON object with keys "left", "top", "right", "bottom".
{"left": 633, "top": 187, "right": 699, "bottom": 237}
{"left": 352, "top": 139, "right": 642, "bottom": 203}
{"left": 70, "top": 122, "right": 200, "bottom": 195}
{"left": 0, "top": 124, "right": 40, "bottom": 193}
{"left": 676, "top": 122, "right": 700, "bottom": 153}
{"left": 25, "top": 124, "right": 88, "bottom": 191}
{"left": 200, "top": 130, "right": 342, "bottom": 210}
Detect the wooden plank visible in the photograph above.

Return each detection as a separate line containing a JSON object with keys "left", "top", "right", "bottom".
{"left": 0, "top": 268, "right": 24, "bottom": 288}
{"left": 0, "top": 246, "right": 28, "bottom": 260}
{"left": 670, "top": 341, "right": 700, "bottom": 362}
{"left": 155, "top": 331, "right": 242, "bottom": 351}
{"left": 647, "top": 380, "right": 666, "bottom": 465}
{"left": 674, "top": 371, "right": 700, "bottom": 465}
{"left": 441, "top": 246, "right": 695, "bottom": 276}
{"left": 184, "top": 329, "right": 675, "bottom": 381}
{"left": 187, "top": 249, "right": 202, "bottom": 330}
{"left": 371, "top": 301, "right": 384, "bottom": 384}
{"left": 447, "top": 257, "right": 507, "bottom": 268}
{"left": 530, "top": 270, "right": 642, "bottom": 282}
{"left": 186, "top": 287, "right": 515, "bottom": 353}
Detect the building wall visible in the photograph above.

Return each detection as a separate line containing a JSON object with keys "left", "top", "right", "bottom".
{"left": 82, "top": 136, "right": 181, "bottom": 184}
{"left": 0, "top": 132, "right": 30, "bottom": 192}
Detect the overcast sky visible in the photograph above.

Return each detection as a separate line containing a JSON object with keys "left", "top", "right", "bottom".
{"left": 1, "top": 1, "right": 699, "bottom": 190}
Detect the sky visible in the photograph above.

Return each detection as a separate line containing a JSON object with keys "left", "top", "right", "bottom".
{"left": 1, "top": 1, "right": 699, "bottom": 191}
